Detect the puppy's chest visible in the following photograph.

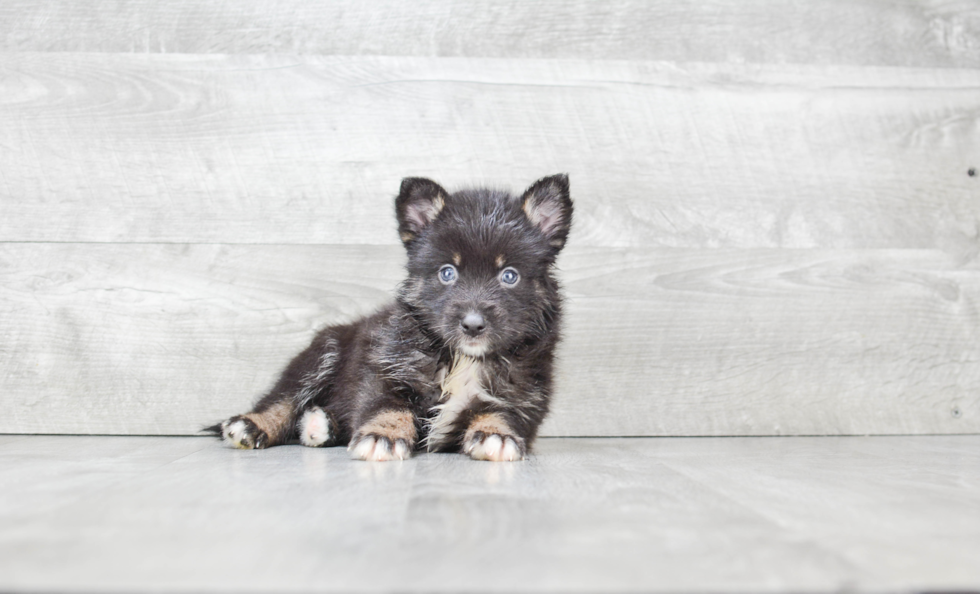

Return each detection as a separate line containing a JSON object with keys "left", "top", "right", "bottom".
{"left": 443, "top": 354, "right": 487, "bottom": 395}
{"left": 424, "top": 355, "right": 491, "bottom": 450}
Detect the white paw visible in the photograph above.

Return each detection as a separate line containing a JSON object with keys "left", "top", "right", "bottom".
{"left": 464, "top": 432, "right": 525, "bottom": 462}
{"left": 220, "top": 417, "right": 267, "bottom": 449}
{"left": 348, "top": 435, "right": 412, "bottom": 461}
{"left": 299, "top": 407, "right": 331, "bottom": 447}
{"left": 223, "top": 419, "right": 248, "bottom": 448}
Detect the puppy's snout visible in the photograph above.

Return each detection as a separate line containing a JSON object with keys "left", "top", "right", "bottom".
{"left": 460, "top": 312, "right": 487, "bottom": 337}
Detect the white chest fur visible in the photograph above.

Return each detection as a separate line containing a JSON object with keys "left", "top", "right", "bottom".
{"left": 425, "top": 354, "right": 490, "bottom": 451}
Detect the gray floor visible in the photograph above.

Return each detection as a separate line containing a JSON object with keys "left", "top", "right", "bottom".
{"left": 1, "top": 435, "right": 978, "bottom": 593}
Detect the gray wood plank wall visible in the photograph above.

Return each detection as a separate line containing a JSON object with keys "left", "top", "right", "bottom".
{"left": 1, "top": 1, "right": 978, "bottom": 436}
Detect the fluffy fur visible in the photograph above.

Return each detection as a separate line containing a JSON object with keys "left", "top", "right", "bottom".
{"left": 206, "top": 174, "right": 573, "bottom": 461}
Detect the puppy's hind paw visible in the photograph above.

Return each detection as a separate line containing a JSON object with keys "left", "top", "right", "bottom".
{"left": 298, "top": 406, "right": 336, "bottom": 447}
{"left": 464, "top": 431, "right": 525, "bottom": 462}
{"left": 220, "top": 416, "right": 269, "bottom": 450}
{"left": 348, "top": 434, "right": 412, "bottom": 462}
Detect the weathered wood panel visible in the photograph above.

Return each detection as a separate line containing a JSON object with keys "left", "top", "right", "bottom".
{"left": 2, "top": 54, "right": 978, "bottom": 251}
{"left": 553, "top": 247, "right": 980, "bottom": 436}
{"left": 2, "top": 243, "right": 976, "bottom": 436}
{"left": 0, "top": 243, "right": 403, "bottom": 435}
{"left": 1, "top": 0, "right": 978, "bottom": 69}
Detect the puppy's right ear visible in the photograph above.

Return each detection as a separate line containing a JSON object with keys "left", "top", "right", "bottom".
{"left": 396, "top": 177, "right": 448, "bottom": 245}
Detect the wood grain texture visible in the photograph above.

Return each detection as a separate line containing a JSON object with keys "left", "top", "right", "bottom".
{"left": 0, "top": 243, "right": 404, "bottom": 435}
{"left": 0, "top": 0, "right": 978, "bottom": 68}
{"left": 551, "top": 247, "right": 980, "bottom": 436}
{"left": 2, "top": 54, "right": 979, "bottom": 250}
{"left": 2, "top": 243, "right": 977, "bottom": 436}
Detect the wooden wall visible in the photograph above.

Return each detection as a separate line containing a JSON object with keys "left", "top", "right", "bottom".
{"left": 2, "top": 1, "right": 979, "bottom": 436}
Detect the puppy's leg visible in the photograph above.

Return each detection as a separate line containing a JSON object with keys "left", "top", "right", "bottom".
{"left": 462, "top": 412, "right": 527, "bottom": 462}
{"left": 349, "top": 409, "right": 417, "bottom": 461}
{"left": 219, "top": 399, "right": 294, "bottom": 450}
{"left": 211, "top": 333, "right": 341, "bottom": 449}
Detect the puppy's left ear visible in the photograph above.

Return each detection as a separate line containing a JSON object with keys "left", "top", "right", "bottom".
{"left": 396, "top": 177, "right": 449, "bottom": 245}
{"left": 521, "top": 173, "right": 573, "bottom": 252}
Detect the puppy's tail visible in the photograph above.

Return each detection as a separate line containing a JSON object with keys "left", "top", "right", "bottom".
{"left": 201, "top": 422, "right": 224, "bottom": 437}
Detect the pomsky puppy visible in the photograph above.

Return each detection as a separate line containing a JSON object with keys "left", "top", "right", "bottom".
{"left": 207, "top": 174, "right": 572, "bottom": 461}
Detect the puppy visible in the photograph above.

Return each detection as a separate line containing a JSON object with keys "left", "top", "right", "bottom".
{"left": 207, "top": 174, "right": 572, "bottom": 461}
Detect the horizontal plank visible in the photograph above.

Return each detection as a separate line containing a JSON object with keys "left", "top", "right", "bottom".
{"left": 0, "top": 1, "right": 978, "bottom": 69}
{"left": 1, "top": 54, "right": 979, "bottom": 251}
{"left": 1, "top": 243, "right": 977, "bottom": 436}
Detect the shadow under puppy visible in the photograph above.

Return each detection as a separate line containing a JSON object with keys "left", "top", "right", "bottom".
{"left": 207, "top": 174, "right": 572, "bottom": 461}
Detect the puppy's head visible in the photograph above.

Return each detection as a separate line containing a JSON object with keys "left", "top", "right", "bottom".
{"left": 395, "top": 174, "right": 573, "bottom": 357}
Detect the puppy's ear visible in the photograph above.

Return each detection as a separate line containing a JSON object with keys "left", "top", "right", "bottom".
{"left": 520, "top": 174, "right": 573, "bottom": 251}
{"left": 396, "top": 177, "right": 448, "bottom": 245}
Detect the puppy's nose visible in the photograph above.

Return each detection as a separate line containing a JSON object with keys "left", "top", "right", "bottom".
{"left": 461, "top": 312, "right": 487, "bottom": 336}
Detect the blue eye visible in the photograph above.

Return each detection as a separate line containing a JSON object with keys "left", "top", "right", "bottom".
{"left": 500, "top": 267, "right": 520, "bottom": 286}
{"left": 439, "top": 265, "right": 457, "bottom": 284}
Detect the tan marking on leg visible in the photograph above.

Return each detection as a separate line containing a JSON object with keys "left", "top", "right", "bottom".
{"left": 464, "top": 413, "right": 524, "bottom": 461}
{"left": 465, "top": 412, "right": 513, "bottom": 442}
{"left": 244, "top": 400, "right": 294, "bottom": 445}
{"left": 495, "top": 255, "right": 505, "bottom": 268}
{"left": 358, "top": 409, "right": 417, "bottom": 442}
{"left": 452, "top": 252, "right": 461, "bottom": 266}
{"left": 400, "top": 231, "right": 415, "bottom": 243}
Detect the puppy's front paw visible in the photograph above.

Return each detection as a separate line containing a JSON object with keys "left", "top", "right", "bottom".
{"left": 464, "top": 431, "right": 525, "bottom": 462}
{"left": 349, "top": 434, "right": 412, "bottom": 461}
{"left": 220, "top": 416, "right": 269, "bottom": 449}
{"left": 349, "top": 409, "right": 416, "bottom": 461}
{"left": 463, "top": 412, "right": 526, "bottom": 461}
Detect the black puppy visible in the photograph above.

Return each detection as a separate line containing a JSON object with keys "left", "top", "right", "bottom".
{"left": 208, "top": 174, "right": 572, "bottom": 461}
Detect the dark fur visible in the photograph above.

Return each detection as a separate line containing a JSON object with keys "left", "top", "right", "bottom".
{"left": 206, "top": 174, "right": 572, "bottom": 460}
